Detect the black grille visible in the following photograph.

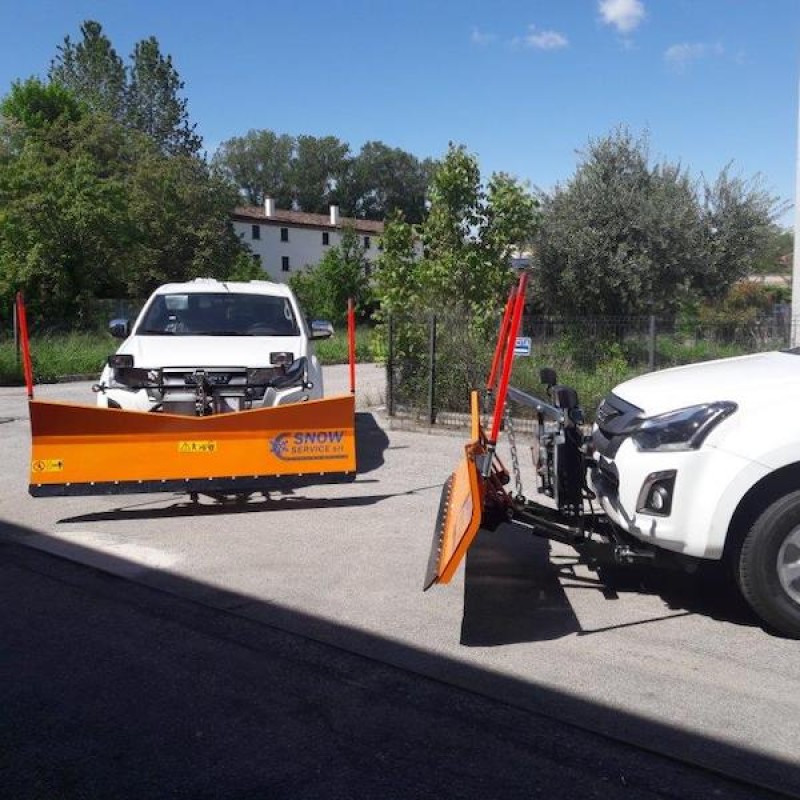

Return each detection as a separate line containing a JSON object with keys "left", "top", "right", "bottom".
{"left": 593, "top": 393, "right": 643, "bottom": 458}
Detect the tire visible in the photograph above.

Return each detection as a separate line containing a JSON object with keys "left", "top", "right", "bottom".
{"left": 737, "top": 490, "right": 800, "bottom": 638}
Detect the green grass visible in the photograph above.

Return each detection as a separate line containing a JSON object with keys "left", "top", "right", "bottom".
{"left": 0, "top": 327, "right": 377, "bottom": 385}
{"left": 0, "top": 333, "right": 114, "bottom": 385}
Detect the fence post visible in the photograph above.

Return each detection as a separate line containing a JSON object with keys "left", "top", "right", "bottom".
{"left": 428, "top": 313, "right": 437, "bottom": 426}
{"left": 648, "top": 314, "right": 656, "bottom": 371}
{"left": 386, "top": 314, "right": 395, "bottom": 417}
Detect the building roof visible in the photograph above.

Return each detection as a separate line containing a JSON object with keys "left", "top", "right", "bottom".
{"left": 233, "top": 205, "right": 384, "bottom": 234}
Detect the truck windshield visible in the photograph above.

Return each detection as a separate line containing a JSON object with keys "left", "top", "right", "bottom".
{"left": 136, "top": 293, "right": 300, "bottom": 336}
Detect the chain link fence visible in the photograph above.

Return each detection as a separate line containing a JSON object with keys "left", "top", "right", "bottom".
{"left": 385, "top": 310, "right": 799, "bottom": 425}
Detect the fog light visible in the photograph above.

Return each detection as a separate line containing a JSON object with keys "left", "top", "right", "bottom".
{"left": 636, "top": 470, "right": 676, "bottom": 516}
{"left": 649, "top": 486, "right": 668, "bottom": 511}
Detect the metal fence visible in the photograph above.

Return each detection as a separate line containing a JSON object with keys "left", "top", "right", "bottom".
{"left": 385, "top": 311, "right": 799, "bottom": 425}
{"left": 1, "top": 298, "right": 145, "bottom": 341}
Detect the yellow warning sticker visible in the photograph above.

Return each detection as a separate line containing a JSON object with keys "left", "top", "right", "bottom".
{"left": 31, "top": 458, "right": 64, "bottom": 473}
{"left": 178, "top": 440, "right": 218, "bottom": 454}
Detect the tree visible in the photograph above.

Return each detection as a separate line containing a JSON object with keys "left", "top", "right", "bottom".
{"left": 0, "top": 77, "right": 248, "bottom": 324}
{"left": 536, "top": 129, "right": 782, "bottom": 317}
{"left": 212, "top": 129, "right": 295, "bottom": 207}
{"left": 0, "top": 96, "right": 131, "bottom": 324}
{"left": 339, "top": 141, "right": 433, "bottom": 223}
{"left": 417, "top": 143, "right": 539, "bottom": 326}
{"left": 292, "top": 135, "right": 350, "bottom": 213}
{"left": 126, "top": 36, "right": 201, "bottom": 156}
{"left": 288, "top": 227, "right": 371, "bottom": 323}
{"left": 123, "top": 143, "right": 245, "bottom": 297}
{"left": 49, "top": 20, "right": 126, "bottom": 120}
{"left": 0, "top": 78, "right": 84, "bottom": 136}
{"left": 694, "top": 167, "right": 782, "bottom": 299}
{"left": 537, "top": 130, "right": 703, "bottom": 317}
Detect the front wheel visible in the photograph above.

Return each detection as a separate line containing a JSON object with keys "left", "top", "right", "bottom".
{"left": 737, "top": 491, "right": 800, "bottom": 638}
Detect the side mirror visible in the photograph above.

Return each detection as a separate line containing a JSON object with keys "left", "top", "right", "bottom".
{"left": 310, "top": 320, "right": 334, "bottom": 340}
{"left": 109, "top": 318, "right": 130, "bottom": 339}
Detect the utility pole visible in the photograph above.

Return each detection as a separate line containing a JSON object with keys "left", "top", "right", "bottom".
{"left": 793, "top": 74, "right": 800, "bottom": 346}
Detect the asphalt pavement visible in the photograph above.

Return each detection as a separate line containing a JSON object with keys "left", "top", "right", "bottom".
{"left": 1, "top": 364, "right": 799, "bottom": 797}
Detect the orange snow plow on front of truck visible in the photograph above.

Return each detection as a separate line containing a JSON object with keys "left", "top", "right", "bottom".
{"left": 19, "top": 293, "right": 358, "bottom": 498}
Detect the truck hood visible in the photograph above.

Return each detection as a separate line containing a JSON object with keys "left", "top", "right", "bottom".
{"left": 116, "top": 335, "right": 302, "bottom": 369}
{"left": 611, "top": 350, "right": 800, "bottom": 416}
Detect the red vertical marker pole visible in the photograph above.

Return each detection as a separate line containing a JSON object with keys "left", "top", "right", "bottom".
{"left": 486, "top": 288, "right": 516, "bottom": 394}
{"left": 347, "top": 298, "right": 356, "bottom": 394}
{"left": 15, "top": 292, "right": 34, "bottom": 399}
{"left": 485, "top": 272, "right": 528, "bottom": 472}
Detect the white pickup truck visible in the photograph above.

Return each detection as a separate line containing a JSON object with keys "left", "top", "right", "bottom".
{"left": 590, "top": 350, "right": 800, "bottom": 637}
{"left": 95, "top": 279, "right": 332, "bottom": 416}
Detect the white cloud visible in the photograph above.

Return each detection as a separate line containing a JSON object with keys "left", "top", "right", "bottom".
{"left": 470, "top": 27, "right": 497, "bottom": 46}
{"left": 515, "top": 25, "right": 569, "bottom": 50}
{"left": 665, "top": 41, "right": 724, "bottom": 69}
{"left": 599, "top": 0, "right": 645, "bottom": 33}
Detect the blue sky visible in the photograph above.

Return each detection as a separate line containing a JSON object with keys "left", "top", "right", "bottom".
{"left": 1, "top": 0, "right": 798, "bottom": 223}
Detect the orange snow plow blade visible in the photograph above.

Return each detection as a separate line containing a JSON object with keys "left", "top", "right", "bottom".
{"left": 28, "top": 394, "right": 356, "bottom": 497}
{"left": 423, "top": 392, "right": 490, "bottom": 589}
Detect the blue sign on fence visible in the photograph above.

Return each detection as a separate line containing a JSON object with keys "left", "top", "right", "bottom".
{"left": 514, "top": 336, "right": 532, "bottom": 357}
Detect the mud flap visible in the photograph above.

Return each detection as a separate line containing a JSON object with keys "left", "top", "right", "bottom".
{"left": 28, "top": 394, "right": 356, "bottom": 496}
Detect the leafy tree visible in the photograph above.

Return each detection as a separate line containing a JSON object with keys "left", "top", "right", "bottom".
{"left": 49, "top": 20, "right": 126, "bottom": 120}
{"left": 49, "top": 20, "right": 199, "bottom": 156}
{"left": 0, "top": 104, "right": 131, "bottom": 324}
{"left": 752, "top": 226, "right": 793, "bottom": 275}
{"left": 292, "top": 134, "right": 350, "bottom": 213}
{"left": 340, "top": 140, "right": 433, "bottom": 223}
{"left": 694, "top": 167, "right": 782, "bottom": 299}
{"left": 288, "top": 227, "right": 371, "bottom": 323}
{"left": 126, "top": 36, "right": 201, "bottom": 156}
{"left": 123, "top": 142, "right": 245, "bottom": 296}
{"left": 374, "top": 210, "right": 420, "bottom": 314}
{"left": 417, "top": 143, "right": 539, "bottom": 326}
{"left": 212, "top": 129, "right": 294, "bottom": 207}
{"left": 0, "top": 78, "right": 84, "bottom": 135}
{"left": 535, "top": 129, "right": 782, "bottom": 317}
{"left": 0, "top": 77, "right": 248, "bottom": 324}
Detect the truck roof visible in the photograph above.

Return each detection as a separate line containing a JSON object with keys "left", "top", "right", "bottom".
{"left": 151, "top": 278, "right": 293, "bottom": 298}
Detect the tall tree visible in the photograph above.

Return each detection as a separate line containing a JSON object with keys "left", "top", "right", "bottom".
{"left": 340, "top": 141, "right": 433, "bottom": 223}
{"left": 292, "top": 135, "right": 350, "bottom": 213}
{"left": 126, "top": 36, "right": 201, "bottom": 156}
{"left": 49, "top": 20, "right": 126, "bottom": 120}
{"left": 694, "top": 167, "right": 781, "bottom": 299}
{"left": 535, "top": 129, "right": 781, "bottom": 317}
{"left": 0, "top": 84, "right": 131, "bottom": 323}
{"left": 212, "top": 129, "right": 294, "bottom": 207}
{"left": 375, "top": 143, "right": 539, "bottom": 327}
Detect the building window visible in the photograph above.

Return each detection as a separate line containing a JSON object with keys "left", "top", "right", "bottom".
{"left": 281, "top": 256, "right": 290, "bottom": 272}
{"left": 251, "top": 225, "right": 260, "bottom": 240}
{"left": 322, "top": 231, "right": 330, "bottom": 246}
{"left": 364, "top": 236, "right": 371, "bottom": 249}
{"left": 252, "top": 254, "right": 261, "bottom": 266}
{"left": 280, "top": 227, "right": 289, "bottom": 242}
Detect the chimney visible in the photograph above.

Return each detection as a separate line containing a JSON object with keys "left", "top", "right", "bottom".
{"left": 329, "top": 204, "right": 340, "bottom": 226}
{"left": 264, "top": 197, "right": 275, "bottom": 217}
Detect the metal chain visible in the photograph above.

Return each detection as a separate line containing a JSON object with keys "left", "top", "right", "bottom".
{"left": 504, "top": 407, "right": 524, "bottom": 499}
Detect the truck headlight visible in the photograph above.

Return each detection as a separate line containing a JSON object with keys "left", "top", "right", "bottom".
{"left": 632, "top": 402, "right": 737, "bottom": 452}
